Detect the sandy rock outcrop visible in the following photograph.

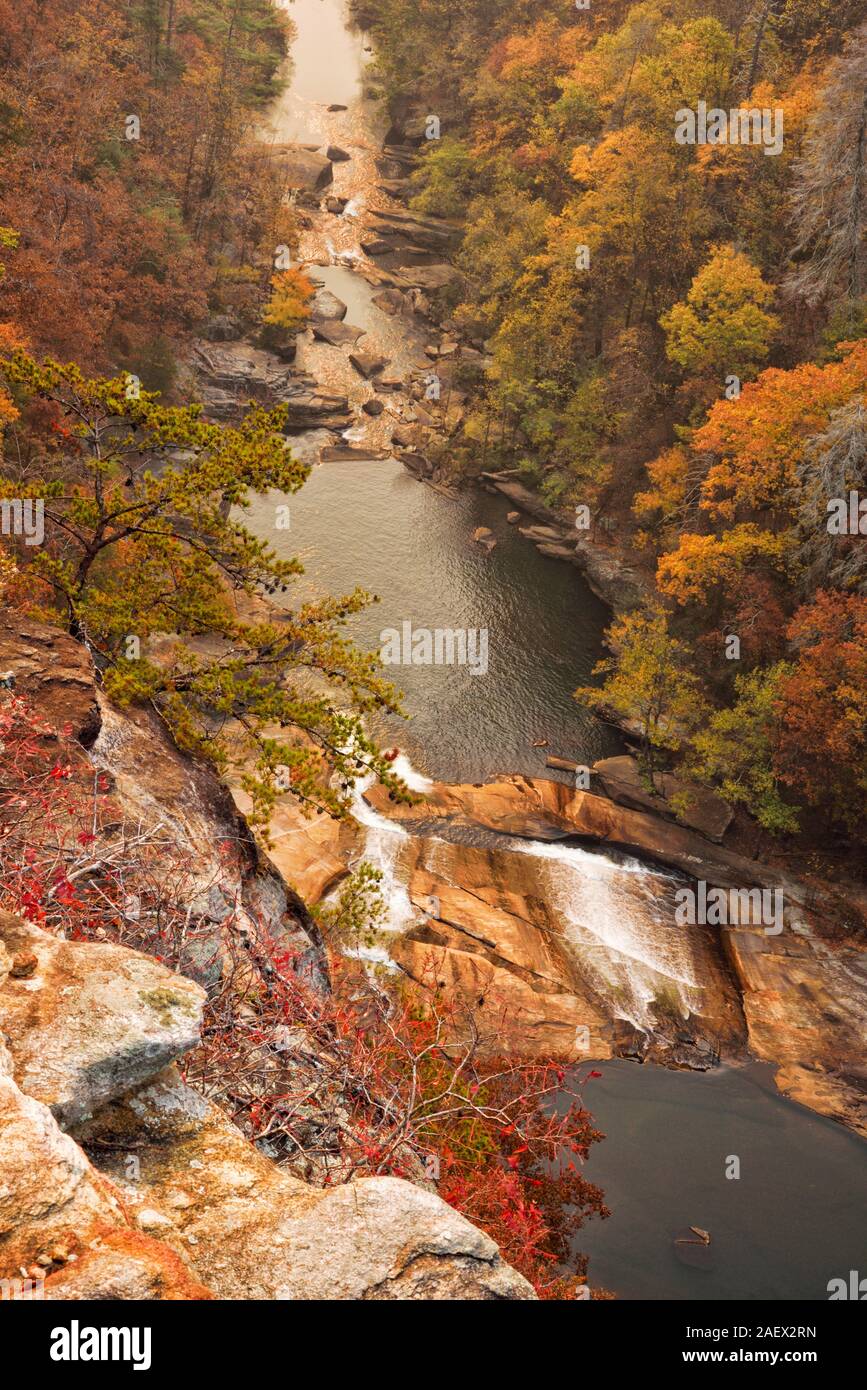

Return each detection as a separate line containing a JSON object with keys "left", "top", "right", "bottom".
{"left": 0, "top": 911, "right": 533, "bottom": 1299}
{"left": 0, "top": 913, "right": 204, "bottom": 1127}
{"left": 0, "top": 1069, "right": 122, "bottom": 1274}
{"left": 76, "top": 1069, "right": 533, "bottom": 1300}
{"left": 723, "top": 928, "right": 867, "bottom": 1137}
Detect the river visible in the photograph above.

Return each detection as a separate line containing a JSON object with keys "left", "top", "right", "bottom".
{"left": 255, "top": 0, "right": 867, "bottom": 1301}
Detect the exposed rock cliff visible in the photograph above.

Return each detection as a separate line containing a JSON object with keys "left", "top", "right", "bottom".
{"left": 0, "top": 909, "right": 532, "bottom": 1300}
{"left": 0, "top": 620, "right": 534, "bottom": 1299}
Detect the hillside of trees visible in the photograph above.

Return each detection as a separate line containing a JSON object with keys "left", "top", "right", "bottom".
{"left": 358, "top": 0, "right": 867, "bottom": 853}
{"left": 0, "top": 0, "right": 294, "bottom": 384}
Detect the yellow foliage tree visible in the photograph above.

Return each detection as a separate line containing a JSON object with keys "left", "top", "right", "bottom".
{"left": 262, "top": 267, "right": 314, "bottom": 335}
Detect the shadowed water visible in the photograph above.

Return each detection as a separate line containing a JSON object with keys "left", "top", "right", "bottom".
{"left": 560, "top": 1060, "right": 867, "bottom": 1301}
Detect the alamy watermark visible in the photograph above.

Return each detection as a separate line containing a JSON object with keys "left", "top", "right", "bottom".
{"left": 675, "top": 101, "right": 784, "bottom": 157}
{"left": 1, "top": 498, "right": 44, "bottom": 545}
{"left": 380, "top": 622, "right": 488, "bottom": 677}
{"left": 827, "top": 490, "right": 867, "bottom": 535}
{"left": 50, "top": 1322, "right": 152, "bottom": 1370}
{"left": 1, "top": 1272, "right": 44, "bottom": 1300}
{"left": 675, "top": 881, "right": 784, "bottom": 935}
{"left": 828, "top": 1271, "right": 867, "bottom": 1300}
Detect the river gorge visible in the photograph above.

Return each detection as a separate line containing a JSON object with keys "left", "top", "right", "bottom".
{"left": 231, "top": 0, "right": 867, "bottom": 1300}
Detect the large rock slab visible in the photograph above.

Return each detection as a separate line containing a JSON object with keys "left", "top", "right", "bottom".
{"left": 593, "top": 755, "right": 734, "bottom": 843}
{"left": 311, "top": 288, "right": 348, "bottom": 321}
{"left": 398, "top": 263, "right": 462, "bottom": 291}
{"left": 349, "top": 350, "right": 388, "bottom": 379}
{"left": 0, "top": 912, "right": 205, "bottom": 1126}
{"left": 310, "top": 319, "right": 365, "bottom": 345}
{"left": 0, "top": 616, "right": 99, "bottom": 743}
{"left": 79, "top": 1069, "right": 535, "bottom": 1301}
{"left": 722, "top": 928, "right": 867, "bottom": 1137}
{"left": 273, "top": 143, "right": 333, "bottom": 191}
{"left": 0, "top": 1068, "right": 123, "bottom": 1275}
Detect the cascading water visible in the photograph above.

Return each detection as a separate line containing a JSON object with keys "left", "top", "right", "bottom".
{"left": 345, "top": 756, "right": 703, "bottom": 1031}
{"left": 334, "top": 756, "right": 434, "bottom": 968}
{"left": 508, "top": 838, "right": 703, "bottom": 1029}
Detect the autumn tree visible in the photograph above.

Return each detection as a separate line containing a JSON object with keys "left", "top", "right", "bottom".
{"left": 0, "top": 351, "right": 408, "bottom": 829}
{"left": 660, "top": 243, "right": 778, "bottom": 392}
{"left": 696, "top": 340, "right": 867, "bottom": 521}
{"left": 656, "top": 524, "right": 790, "bottom": 610}
{"left": 687, "top": 663, "right": 799, "bottom": 835}
{"left": 774, "top": 591, "right": 867, "bottom": 837}
{"left": 260, "top": 267, "right": 314, "bottom": 352}
{"left": 575, "top": 605, "right": 708, "bottom": 778}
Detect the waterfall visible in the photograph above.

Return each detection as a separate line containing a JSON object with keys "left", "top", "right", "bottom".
{"left": 344, "top": 756, "right": 434, "bottom": 939}
{"left": 508, "top": 838, "right": 704, "bottom": 1029}
{"left": 346, "top": 759, "right": 705, "bottom": 1029}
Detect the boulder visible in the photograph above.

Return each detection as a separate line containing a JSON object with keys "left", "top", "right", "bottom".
{"left": 310, "top": 319, "right": 365, "bottom": 346}
{"left": 79, "top": 1069, "right": 535, "bottom": 1301}
{"left": 43, "top": 1230, "right": 214, "bottom": 1301}
{"left": 391, "top": 423, "right": 427, "bottom": 449}
{"left": 311, "top": 288, "right": 348, "bottom": 321}
{"left": 0, "top": 911, "right": 205, "bottom": 1126}
{"left": 0, "top": 1071, "right": 123, "bottom": 1275}
{"left": 362, "top": 398, "right": 385, "bottom": 416}
{"left": 372, "top": 289, "right": 406, "bottom": 316}
{"left": 274, "top": 144, "right": 333, "bottom": 192}
{"left": 325, "top": 195, "right": 349, "bottom": 214}
{"left": 349, "top": 350, "right": 388, "bottom": 379}
{"left": 326, "top": 145, "right": 351, "bottom": 162}
{"left": 282, "top": 383, "right": 353, "bottom": 431}
{"left": 506, "top": 511, "right": 521, "bottom": 524}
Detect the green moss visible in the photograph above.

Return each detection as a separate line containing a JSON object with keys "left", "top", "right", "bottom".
{"left": 139, "top": 987, "right": 197, "bottom": 1027}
